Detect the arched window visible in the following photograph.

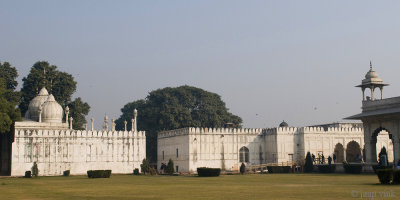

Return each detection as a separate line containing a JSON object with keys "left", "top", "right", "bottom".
{"left": 239, "top": 146, "right": 249, "bottom": 163}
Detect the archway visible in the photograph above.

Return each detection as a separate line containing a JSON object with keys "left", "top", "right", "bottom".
{"left": 239, "top": 146, "right": 249, "bottom": 163}
{"left": 373, "top": 127, "right": 394, "bottom": 164}
{"left": 346, "top": 141, "right": 362, "bottom": 162}
{"left": 334, "top": 143, "right": 344, "bottom": 163}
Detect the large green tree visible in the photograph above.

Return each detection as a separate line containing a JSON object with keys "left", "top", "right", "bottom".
{"left": 0, "top": 61, "right": 21, "bottom": 134}
{"left": 67, "top": 97, "right": 90, "bottom": 130}
{"left": 19, "top": 61, "right": 90, "bottom": 129}
{"left": 115, "top": 85, "right": 242, "bottom": 163}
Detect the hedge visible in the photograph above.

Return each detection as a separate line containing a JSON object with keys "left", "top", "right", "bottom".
{"left": 133, "top": 168, "right": 139, "bottom": 175}
{"left": 267, "top": 166, "right": 291, "bottom": 173}
{"left": 87, "top": 170, "right": 112, "bottom": 178}
{"left": 24, "top": 171, "right": 31, "bottom": 178}
{"left": 197, "top": 167, "right": 221, "bottom": 177}
{"left": 393, "top": 170, "right": 400, "bottom": 184}
{"left": 317, "top": 165, "right": 336, "bottom": 173}
{"left": 376, "top": 169, "right": 393, "bottom": 184}
{"left": 63, "top": 170, "right": 70, "bottom": 176}
{"left": 373, "top": 164, "right": 393, "bottom": 174}
{"left": 343, "top": 162, "right": 362, "bottom": 174}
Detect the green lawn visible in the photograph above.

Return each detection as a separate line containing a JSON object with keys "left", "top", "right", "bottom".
{"left": 0, "top": 174, "right": 398, "bottom": 199}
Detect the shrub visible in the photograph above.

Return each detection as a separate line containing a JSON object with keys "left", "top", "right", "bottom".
{"left": 24, "top": 171, "right": 31, "bottom": 178}
{"left": 87, "top": 170, "right": 112, "bottom": 178}
{"left": 373, "top": 164, "right": 392, "bottom": 174}
{"left": 149, "top": 167, "right": 157, "bottom": 176}
{"left": 343, "top": 162, "right": 362, "bottom": 174}
{"left": 304, "top": 152, "right": 313, "bottom": 173}
{"left": 376, "top": 169, "right": 393, "bottom": 184}
{"left": 197, "top": 167, "right": 221, "bottom": 177}
{"left": 133, "top": 168, "right": 139, "bottom": 175}
{"left": 267, "top": 166, "right": 291, "bottom": 173}
{"left": 240, "top": 163, "right": 246, "bottom": 174}
{"left": 31, "top": 162, "right": 39, "bottom": 177}
{"left": 140, "top": 158, "right": 150, "bottom": 175}
{"left": 166, "top": 159, "right": 174, "bottom": 175}
{"left": 317, "top": 165, "right": 336, "bottom": 173}
{"left": 393, "top": 170, "right": 400, "bottom": 184}
{"left": 63, "top": 170, "right": 70, "bottom": 176}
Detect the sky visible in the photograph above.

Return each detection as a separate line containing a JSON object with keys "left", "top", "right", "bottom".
{"left": 1, "top": 0, "right": 400, "bottom": 129}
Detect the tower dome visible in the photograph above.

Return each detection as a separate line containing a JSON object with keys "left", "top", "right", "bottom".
{"left": 363, "top": 66, "right": 382, "bottom": 84}
{"left": 356, "top": 62, "right": 389, "bottom": 101}
{"left": 365, "top": 68, "right": 379, "bottom": 79}
{"left": 27, "top": 87, "right": 49, "bottom": 121}
{"left": 279, "top": 121, "right": 289, "bottom": 127}
{"left": 41, "top": 94, "right": 63, "bottom": 123}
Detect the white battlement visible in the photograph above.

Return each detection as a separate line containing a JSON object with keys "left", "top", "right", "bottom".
{"left": 262, "top": 126, "right": 364, "bottom": 135}
{"left": 158, "top": 127, "right": 263, "bottom": 138}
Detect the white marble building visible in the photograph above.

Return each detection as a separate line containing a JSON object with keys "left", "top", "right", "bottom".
{"left": 158, "top": 121, "right": 393, "bottom": 173}
{"left": 8, "top": 87, "right": 146, "bottom": 176}
{"left": 157, "top": 65, "right": 397, "bottom": 173}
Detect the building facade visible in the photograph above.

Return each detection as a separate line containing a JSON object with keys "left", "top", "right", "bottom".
{"left": 1, "top": 87, "right": 146, "bottom": 176}
{"left": 157, "top": 123, "right": 391, "bottom": 173}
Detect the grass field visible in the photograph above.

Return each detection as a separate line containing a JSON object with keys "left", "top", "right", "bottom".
{"left": 0, "top": 174, "right": 398, "bottom": 199}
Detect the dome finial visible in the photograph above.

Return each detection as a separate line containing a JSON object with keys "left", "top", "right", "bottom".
{"left": 370, "top": 60, "right": 372, "bottom": 70}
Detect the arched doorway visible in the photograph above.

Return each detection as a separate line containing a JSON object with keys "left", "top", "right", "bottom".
{"left": 373, "top": 127, "right": 394, "bottom": 164}
{"left": 346, "top": 141, "right": 362, "bottom": 162}
{"left": 239, "top": 146, "right": 249, "bottom": 163}
{"left": 334, "top": 143, "right": 344, "bottom": 163}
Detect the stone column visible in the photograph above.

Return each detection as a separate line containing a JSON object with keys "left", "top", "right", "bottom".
{"left": 69, "top": 117, "right": 73, "bottom": 129}
{"left": 371, "top": 86, "right": 375, "bottom": 101}
{"left": 65, "top": 106, "right": 69, "bottom": 124}
{"left": 124, "top": 120, "right": 127, "bottom": 131}
{"left": 91, "top": 118, "right": 94, "bottom": 131}
{"left": 369, "top": 139, "right": 377, "bottom": 163}
{"left": 393, "top": 137, "right": 400, "bottom": 164}
{"left": 379, "top": 87, "right": 383, "bottom": 100}
{"left": 133, "top": 109, "right": 138, "bottom": 132}
{"left": 111, "top": 119, "right": 115, "bottom": 131}
{"left": 362, "top": 88, "right": 366, "bottom": 101}
{"left": 38, "top": 105, "right": 42, "bottom": 123}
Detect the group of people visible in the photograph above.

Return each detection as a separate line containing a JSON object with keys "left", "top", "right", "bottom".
{"left": 311, "top": 153, "right": 336, "bottom": 164}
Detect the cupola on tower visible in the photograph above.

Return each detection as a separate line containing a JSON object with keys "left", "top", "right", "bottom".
{"left": 356, "top": 62, "right": 389, "bottom": 101}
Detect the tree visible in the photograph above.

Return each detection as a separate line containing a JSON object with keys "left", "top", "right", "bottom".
{"left": 0, "top": 61, "right": 21, "bottom": 134}
{"left": 19, "top": 61, "right": 90, "bottom": 129}
{"left": 166, "top": 159, "right": 174, "bottom": 175}
{"left": 115, "top": 85, "right": 242, "bottom": 163}
{"left": 67, "top": 98, "right": 90, "bottom": 130}
{"left": 31, "top": 162, "right": 39, "bottom": 177}
{"left": 304, "top": 152, "right": 314, "bottom": 173}
{"left": 240, "top": 163, "right": 246, "bottom": 174}
{"left": 140, "top": 158, "right": 150, "bottom": 174}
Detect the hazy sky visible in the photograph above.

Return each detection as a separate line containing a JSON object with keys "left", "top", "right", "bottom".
{"left": 1, "top": 1, "right": 400, "bottom": 129}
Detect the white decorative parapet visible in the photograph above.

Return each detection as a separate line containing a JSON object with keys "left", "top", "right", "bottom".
{"left": 158, "top": 127, "right": 263, "bottom": 139}
{"left": 11, "top": 128, "right": 146, "bottom": 176}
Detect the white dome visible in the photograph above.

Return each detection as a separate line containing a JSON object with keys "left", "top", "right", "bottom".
{"left": 362, "top": 67, "right": 383, "bottom": 84}
{"left": 365, "top": 68, "right": 379, "bottom": 79}
{"left": 41, "top": 94, "right": 63, "bottom": 123}
{"left": 27, "top": 87, "right": 49, "bottom": 121}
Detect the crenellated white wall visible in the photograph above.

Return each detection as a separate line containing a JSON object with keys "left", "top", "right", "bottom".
{"left": 158, "top": 127, "right": 263, "bottom": 173}
{"left": 12, "top": 127, "right": 146, "bottom": 176}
